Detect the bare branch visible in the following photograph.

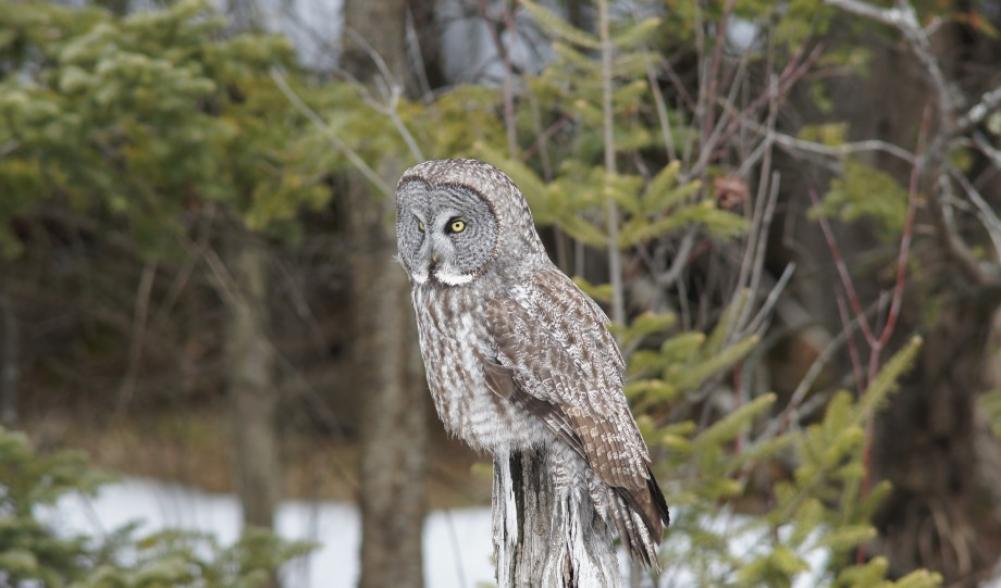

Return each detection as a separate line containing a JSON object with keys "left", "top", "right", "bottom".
{"left": 931, "top": 174, "right": 1001, "bottom": 287}
{"left": 824, "top": 0, "right": 914, "bottom": 28}
{"left": 875, "top": 106, "right": 925, "bottom": 349}
{"left": 746, "top": 263, "right": 797, "bottom": 337}
{"left": 957, "top": 85, "right": 1001, "bottom": 134}
{"left": 947, "top": 166, "right": 1001, "bottom": 261}
{"left": 599, "top": 0, "right": 625, "bottom": 325}
{"left": 647, "top": 58, "right": 677, "bottom": 162}
{"left": 654, "top": 230, "right": 697, "bottom": 288}
{"left": 808, "top": 189, "right": 875, "bottom": 343}
{"left": 824, "top": 0, "right": 956, "bottom": 127}
{"left": 764, "top": 297, "right": 883, "bottom": 439}
{"left": 973, "top": 132, "right": 1001, "bottom": 171}
{"left": 479, "top": 0, "right": 518, "bottom": 158}
{"left": 270, "top": 68, "right": 393, "bottom": 197}
{"left": 117, "top": 262, "right": 158, "bottom": 411}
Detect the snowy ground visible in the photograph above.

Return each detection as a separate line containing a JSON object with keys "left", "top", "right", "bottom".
{"left": 45, "top": 477, "right": 965, "bottom": 588}
{"left": 41, "top": 477, "right": 494, "bottom": 588}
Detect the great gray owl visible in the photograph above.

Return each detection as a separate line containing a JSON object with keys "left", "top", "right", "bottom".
{"left": 395, "top": 158, "right": 669, "bottom": 567}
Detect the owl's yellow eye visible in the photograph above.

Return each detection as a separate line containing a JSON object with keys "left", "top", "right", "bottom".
{"left": 449, "top": 219, "right": 466, "bottom": 234}
{"left": 417, "top": 221, "right": 425, "bottom": 233}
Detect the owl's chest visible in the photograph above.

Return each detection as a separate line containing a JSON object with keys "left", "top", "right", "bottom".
{"left": 411, "top": 285, "right": 545, "bottom": 452}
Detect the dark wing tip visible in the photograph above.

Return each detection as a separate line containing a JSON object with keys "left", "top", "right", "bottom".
{"left": 610, "top": 469, "right": 670, "bottom": 568}
{"left": 647, "top": 467, "right": 671, "bottom": 531}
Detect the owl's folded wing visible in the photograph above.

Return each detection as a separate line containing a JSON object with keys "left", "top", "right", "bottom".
{"left": 483, "top": 267, "right": 657, "bottom": 506}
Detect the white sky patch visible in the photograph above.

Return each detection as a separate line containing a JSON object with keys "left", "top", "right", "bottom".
{"left": 727, "top": 17, "right": 759, "bottom": 53}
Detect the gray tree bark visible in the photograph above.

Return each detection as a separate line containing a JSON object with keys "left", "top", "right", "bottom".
{"left": 343, "top": 2, "right": 430, "bottom": 587}
{"left": 215, "top": 0, "right": 281, "bottom": 537}
{"left": 493, "top": 449, "right": 621, "bottom": 588}
{"left": 223, "top": 233, "right": 282, "bottom": 529}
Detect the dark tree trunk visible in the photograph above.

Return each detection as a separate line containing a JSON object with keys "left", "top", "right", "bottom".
{"left": 343, "top": 2, "right": 432, "bottom": 587}
{"left": 874, "top": 299, "right": 1001, "bottom": 585}
{"left": 353, "top": 241, "right": 427, "bottom": 588}
{"left": 223, "top": 232, "right": 282, "bottom": 529}
{"left": 0, "top": 290, "right": 17, "bottom": 426}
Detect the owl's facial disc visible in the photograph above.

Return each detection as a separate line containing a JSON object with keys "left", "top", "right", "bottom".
{"left": 426, "top": 210, "right": 476, "bottom": 286}
{"left": 395, "top": 180, "right": 498, "bottom": 287}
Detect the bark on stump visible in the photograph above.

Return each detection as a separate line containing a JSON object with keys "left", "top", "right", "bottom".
{"left": 493, "top": 448, "right": 621, "bottom": 587}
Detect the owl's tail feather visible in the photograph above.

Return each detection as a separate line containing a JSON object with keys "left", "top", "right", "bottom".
{"left": 610, "top": 470, "right": 670, "bottom": 569}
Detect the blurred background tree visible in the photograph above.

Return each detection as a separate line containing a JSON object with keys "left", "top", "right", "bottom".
{"left": 1, "top": 0, "right": 1000, "bottom": 587}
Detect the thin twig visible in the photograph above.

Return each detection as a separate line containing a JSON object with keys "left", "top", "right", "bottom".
{"left": 654, "top": 230, "right": 697, "bottom": 288}
{"left": 808, "top": 188, "right": 875, "bottom": 343}
{"left": 701, "top": 0, "right": 737, "bottom": 141}
{"left": 763, "top": 298, "right": 883, "bottom": 439}
{"left": 835, "top": 292, "right": 866, "bottom": 397}
{"left": 344, "top": 28, "right": 397, "bottom": 100}
{"left": 956, "top": 85, "right": 1001, "bottom": 134}
{"left": 270, "top": 68, "right": 393, "bottom": 196}
{"left": 931, "top": 174, "right": 1001, "bottom": 287}
{"left": 117, "top": 262, "right": 158, "bottom": 411}
{"left": 687, "top": 43, "right": 823, "bottom": 181}
{"left": 826, "top": 0, "right": 955, "bottom": 123}
{"left": 599, "top": 0, "right": 625, "bottom": 325}
{"left": 973, "top": 132, "right": 1001, "bottom": 172}
{"left": 729, "top": 109, "right": 916, "bottom": 165}
{"left": 946, "top": 165, "right": 1001, "bottom": 267}
{"left": 646, "top": 58, "right": 677, "bottom": 162}
{"left": 480, "top": 0, "right": 518, "bottom": 158}
{"left": 746, "top": 263, "right": 797, "bottom": 337}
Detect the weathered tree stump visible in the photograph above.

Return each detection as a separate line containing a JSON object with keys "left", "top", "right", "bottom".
{"left": 493, "top": 447, "right": 621, "bottom": 587}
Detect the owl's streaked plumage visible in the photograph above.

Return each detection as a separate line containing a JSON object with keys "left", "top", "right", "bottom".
{"left": 395, "top": 159, "right": 669, "bottom": 566}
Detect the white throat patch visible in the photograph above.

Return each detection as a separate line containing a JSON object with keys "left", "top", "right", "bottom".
{"left": 434, "top": 269, "right": 475, "bottom": 286}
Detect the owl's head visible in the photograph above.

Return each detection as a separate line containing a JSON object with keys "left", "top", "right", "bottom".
{"left": 395, "top": 159, "right": 546, "bottom": 287}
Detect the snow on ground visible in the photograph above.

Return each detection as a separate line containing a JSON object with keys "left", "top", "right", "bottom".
{"left": 40, "top": 477, "right": 846, "bottom": 587}
{"left": 41, "top": 477, "right": 494, "bottom": 588}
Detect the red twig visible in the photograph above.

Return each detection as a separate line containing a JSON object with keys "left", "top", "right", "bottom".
{"left": 855, "top": 108, "right": 929, "bottom": 564}
{"left": 809, "top": 188, "right": 875, "bottom": 344}
{"left": 811, "top": 105, "right": 930, "bottom": 564}
{"left": 835, "top": 292, "right": 866, "bottom": 397}
{"left": 877, "top": 107, "right": 928, "bottom": 349}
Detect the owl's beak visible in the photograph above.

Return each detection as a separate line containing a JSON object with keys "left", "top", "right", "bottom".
{"left": 430, "top": 251, "right": 442, "bottom": 267}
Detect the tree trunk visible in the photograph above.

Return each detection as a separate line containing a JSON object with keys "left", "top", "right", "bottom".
{"left": 493, "top": 449, "right": 621, "bottom": 587}
{"left": 354, "top": 241, "right": 427, "bottom": 588}
{"left": 874, "top": 299, "right": 1001, "bottom": 585}
{"left": 0, "top": 290, "right": 17, "bottom": 426}
{"left": 223, "top": 233, "right": 282, "bottom": 529}
{"left": 343, "top": 2, "right": 430, "bottom": 587}
{"left": 215, "top": 0, "right": 281, "bottom": 540}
